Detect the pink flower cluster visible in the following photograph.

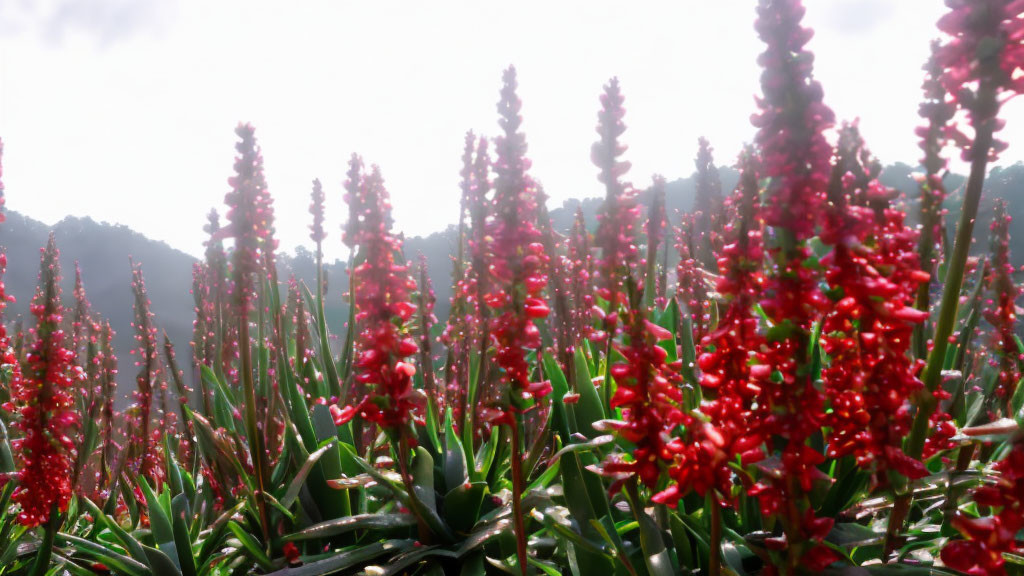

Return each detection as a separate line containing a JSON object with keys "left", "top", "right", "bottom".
{"left": 601, "top": 312, "right": 684, "bottom": 493}
{"left": 942, "top": 439, "right": 1024, "bottom": 575}
{"left": 592, "top": 78, "right": 640, "bottom": 318}
{"left": 685, "top": 155, "right": 767, "bottom": 505}
{"left": 221, "top": 124, "right": 277, "bottom": 313}
{"left": 309, "top": 178, "right": 327, "bottom": 246}
{"left": 984, "top": 199, "right": 1021, "bottom": 411}
{"left": 820, "top": 136, "right": 932, "bottom": 483}
{"left": 484, "top": 67, "right": 551, "bottom": 421}
{"left": 675, "top": 213, "right": 711, "bottom": 343}
{"left": 342, "top": 165, "right": 422, "bottom": 435}
{"left": 748, "top": 0, "right": 837, "bottom": 569}
{"left": 936, "top": 0, "right": 1024, "bottom": 162}
{"left": 7, "top": 236, "right": 82, "bottom": 527}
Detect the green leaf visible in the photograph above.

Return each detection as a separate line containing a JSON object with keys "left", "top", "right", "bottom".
{"left": 280, "top": 439, "right": 337, "bottom": 509}
{"left": 262, "top": 540, "right": 414, "bottom": 576}
{"left": 443, "top": 482, "right": 488, "bottom": 534}
{"left": 572, "top": 347, "right": 606, "bottom": 439}
{"left": 56, "top": 533, "right": 149, "bottom": 576}
{"left": 227, "top": 521, "right": 273, "bottom": 570}
{"left": 444, "top": 408, "right": 469, "bottom": 491}
{"left": 285, "top": 514, "right": 416, "bottom": 540}
{"left": 142, "top": 545, "right": 183, "bottom": 576}
{"left": 140, "top": 478, "right": 175, "bottom": 553}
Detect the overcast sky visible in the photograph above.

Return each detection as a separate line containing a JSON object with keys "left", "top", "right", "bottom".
{"left": 1, "top": 0, "right": 1020, "bottom": 261}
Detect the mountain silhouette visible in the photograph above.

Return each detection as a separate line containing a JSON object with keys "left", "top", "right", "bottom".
{"left": 2, "top": 162, "right": 1021, "bottom": 395}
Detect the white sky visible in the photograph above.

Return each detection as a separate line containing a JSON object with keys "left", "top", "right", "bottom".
{"left": 1, "top": 0, "right": 1021, "bottom": 262}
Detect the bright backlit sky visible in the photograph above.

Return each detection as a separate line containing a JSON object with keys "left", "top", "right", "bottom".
{"left": 1, "top": 0, "right": 1021, "bottom": 261}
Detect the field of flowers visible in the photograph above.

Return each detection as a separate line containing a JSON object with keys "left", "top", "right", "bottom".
{"left": 0, "top": 0, "right": 1022, "bottom": 574}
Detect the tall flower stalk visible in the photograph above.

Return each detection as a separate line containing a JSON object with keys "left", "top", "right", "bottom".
{"left": 593, "top": 77, "right": 639, "bottom": 337}
{"left": 892, "top": 0, "right": 1024, "bottom": 552}
{"left": 750, "top": 0, "right": 836, "bottom": 570}
{"left": 484, "top": 66, "right": 550, "bottom": 576}
{"left": 820, "top": 126, "right": 931, "bottom": 487}
{"left": 7, "top": 234, "right": 81, "bottom": 576}
{"left": 914, "top": 41, "right": 956, "bottom": 337}
{"left": 693, "top": 137, "right": 724, "bottom": 270}
{"left": 984, "top": 199, "right": 1020, "bottom": 415}
{"left": 641, "top": 176, "right": 667, "bottom": 308}
{"left": 416, "top": 254, "right": 439, "bottom": 416}
{"left": 220, "top": 122, "right": 277, "bottom": 543}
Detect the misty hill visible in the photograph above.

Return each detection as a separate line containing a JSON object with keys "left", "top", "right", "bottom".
{"left": 2, "top": 162, "right": 1021, "bottom": 393}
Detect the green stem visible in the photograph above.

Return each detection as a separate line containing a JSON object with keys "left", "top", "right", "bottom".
{"left": 28, "top": 505, "right": 60, "bottom": 576}
{"left": 885, "top": 88, "right": 996, "bottom": 558}
{"left": 510, "top": 417, "right": 530, "bottom": 576}
{"left": 709, "top": 496, "right": 722, "bottom": 576}
{"left": 240, "top": 313, "right": 271, "bottom": 546}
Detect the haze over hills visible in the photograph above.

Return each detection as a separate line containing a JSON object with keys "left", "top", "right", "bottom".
{"left": 1, "top": 162, "right": 1020, "bottom": 393}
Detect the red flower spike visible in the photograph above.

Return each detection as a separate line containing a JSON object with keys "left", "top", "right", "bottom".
{"left": 10, "top": 234, "right": 83, "bottom": 527}
{"left": 820, "top": 123, "right": 931, "bottom": 486}
{"left": 593, "top": 77, "right": 640, "bottom": 321}
{"left": 221, "top": 123, "right": 278, "bottom": 316}
{"left": 984, "top": 199, "right": 1021, "bottom": 412}
{"left": 750, "top": 0, "right": 837, "bottom": 567}
{"left": 344, "top": 165, "right": 421, "bottom": 436}
{"left": 692, "top": 137, "right": 725, "bottom": 269}
{"left": 483, "top": 66, "right": 552, "bottom": 420}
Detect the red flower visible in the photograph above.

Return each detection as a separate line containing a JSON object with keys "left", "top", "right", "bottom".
{"left": 675, "top": 212, "right": 711, "bottom": 343}
{"left": 128, "top": 261, "right": 165, "bottom": 487}
{"left": 592, "top": 77, "right": 640, "bottom": 318}
{"left": 936, "top": 0, "right": 1024, "bottom": 162}
{"left": 678, "top": 152, "right": 766, "bottom": 507}
{"left": 984, "top": 199, "right": 1021, "bottom": 412}
{"left": 567, "top": 207, "right": 594, "bottom": 340}
{"left": 483, "top": 66, "right": 551, "bottom": 420}
{"left": 8, "top": 235, "right": 83, "bottom": 527}
{"left": 599, "top": 309, "right": 685, "bottom": 494}
{"left": 343, "top": 166, "right": 422, "bottom": 436}
{"left": 941, "top": 439, "right": 1024, "bottom": 575}
{"left": 221, "top": 124, "right": 277, "bottom": 314}
{"left": 820, "top": 125, "right": 931, "bottom": 484}
{"left": 749, "top": 0, "right": 836, "bottom": 567}
{"left": 309, "top": 178, "right": 327, "bottom": 245}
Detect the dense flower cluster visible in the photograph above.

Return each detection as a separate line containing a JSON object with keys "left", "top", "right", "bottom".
{"left": 567, "top": 207, "right": 594, "bottom": 341}
{"left": 342, "top": 154, "right": 365, "bottom": 250}
{"left": 600, "top": 310, "right": 685, "bottom": 492}
{"left": 7, "top": 235, "right": 82, "bottom": 527}
{"left": 936, "top": 0, "right": 1024, "bottom": 162}
{"left": 592, "top": 77, "right": 640, "bottom": 318}
{"left": 221, "top": 124, "right": 277, "bottom": 313}
{"left": 309, "top": 178, "right": 327, "bottom": 246}
{"left": 416, "top": 254, "right": 438, "bottom": 406}
{"left": 128, "top": 261, "right": 165, "bottom": 486}
{"left": 675, "top": 212, "right": 711, "bottom": 343}
{"left": 343, "top": 166, "right": 422, "bottom": 435}
{"left": 916, "top": 41, "right": 956, "bottom": 277}
{"left": 941, "top": 439, "right": 1024, "bottom": 575}
{"left": 820, "top": 129, "right": 931, "bottom": 484}
{"left": 685, "top": 154, "right": 767, "bottom": 508}
{"left": 984, "top": 199, "right": 1021, "bottom": 412}
{"left": 693, "top": 137, "right": 724, "bottom": 269}
{"left": 483, "top": 66, "right": 551, "bottom": 422}
{"left": 749, "top": 0, "right": 837, "bottom": 569}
